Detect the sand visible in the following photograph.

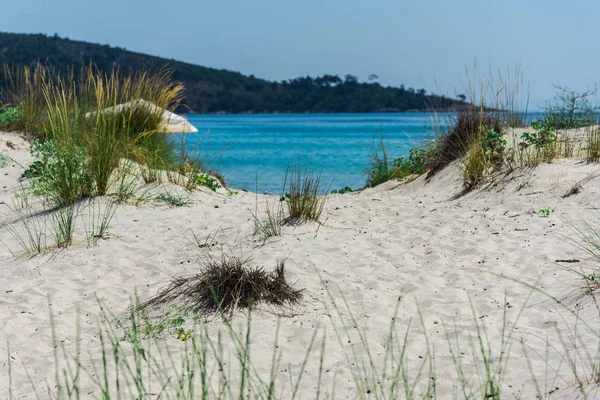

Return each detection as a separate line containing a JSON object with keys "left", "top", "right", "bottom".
{"left": 1, "top": 129, "right": 600, "bottom": 398}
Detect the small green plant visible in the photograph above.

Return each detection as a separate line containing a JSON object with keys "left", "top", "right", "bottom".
{"left": 331, "top": 186, "right": 354, "bottom": 194}
{"left": 22, "top": 139, "right": 56, "bottom": 179}
{"left": 130, "top": 308, "right": 201, "bottom": 341}
{"left": 583, "top": 273, "right": 600, "bottom": 285}
{"left": 0, "top": 152, "right": 9, "bottom": 168}
{"left": 520, "top": 120, "right": 557, "bottom": 150}
{"left": 392, "top": 143, "right": 435, "bottom": 178}
{"left": 480, "top": 129, "right": 506, "bottom": 164}
{"left": 154, "top": 192, "right": 192, "bottom": 207}
{"left": 538, "top": 208, "right": 551, "bottom": 217}
{"left": 23, "top": 139, "right": 93, "bottom": 207}
{"left": 0, "top": 106, "right": 22, "bottom": 131}
{"left": 226, "top": 189, "right": 238, "bottom": 195}
{"left": 190, "top": 173, "right": 221, "bottom": 192}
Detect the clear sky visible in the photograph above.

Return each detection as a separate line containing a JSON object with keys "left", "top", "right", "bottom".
{"left": 2, "top": 0, "right": 598, "bottom": 108}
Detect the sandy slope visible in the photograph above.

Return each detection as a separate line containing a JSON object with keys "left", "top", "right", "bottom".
{"left": 1, "top": 130, "right": 600, "bottom": 398}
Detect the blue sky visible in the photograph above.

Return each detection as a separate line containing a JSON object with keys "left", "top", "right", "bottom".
{"left": 2, "top": 0, "right": 598, "bottom": 108}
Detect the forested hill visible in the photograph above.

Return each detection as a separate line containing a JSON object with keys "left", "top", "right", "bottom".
{"left": 0, "top": 32, "right": 463, "bottom": 113}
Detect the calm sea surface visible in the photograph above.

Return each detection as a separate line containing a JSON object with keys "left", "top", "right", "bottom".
{"left": 185, "top": 113, "right": 448, "bottom": 194}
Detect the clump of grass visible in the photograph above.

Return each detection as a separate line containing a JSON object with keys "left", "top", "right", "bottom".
{"left": 252, "top": 198, "right": 283, "bottom": 242}
{"left": 50, "top": 203, "right": 78, "bottom": 248}
{"left": 364, "top": 127, "right": 395, "bottom": 187}
{"left": 3, "top": 62, "right": 48, "bottom": 134}
{"left": 428, "top": 108, "right": 502, "bottom": 180}
{"left": 3, "top": 199, "right": 48, "bottom": 255}
{"left": 462, "top": 132, "right": 487, "bottom": 190}
{"left": 136, "top": 256, "right": 303, "bottom": 316}
{"left": 586, "top": 126, "right": 600, "bottom": 163}
{"left": 251, "top": 174, "right": 283, "bottom": 242}
{"left": 110, "top": 160, "right": 141, "bottom": 202}
{"left": 83, "top": 197, "right": 117, "bottom": 246}
{"left": 284, "top": 157, "right": 328, "bottom": 223}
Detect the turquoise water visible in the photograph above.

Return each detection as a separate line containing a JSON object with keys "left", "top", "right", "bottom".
{"left": 185, "top": 113, "right": 446, "bottom": 193}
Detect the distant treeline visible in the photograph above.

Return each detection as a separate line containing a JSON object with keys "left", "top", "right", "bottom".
{"left": 0, "top": 32, "right": 465, "bottom": 113}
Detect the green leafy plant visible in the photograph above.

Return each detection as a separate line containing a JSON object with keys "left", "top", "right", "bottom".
{"left": 520, "top": 120, "right": 557, "bottom": 150}
{"left": 190, "top": 173, "right": 221, "bottom": 192}
{"left": 538, "top": 208, "right": 551, "bottom": 217}
{"left": 0, "top": 106, "right": 22, "bottom": 130}
{"left": 331, "top": 186, "right": 354, "bottom": 194}
{"left": 480, "top": 129, "right": 506, "bottom": 162}
{"left": 22, "top": 139, "right": 56, "bottom": 179}
{"left": 392, "top": 143, "right": 435, "bottom": 178}
{"left": 154, "top": 192, "right": 192, "bottom": 207}
{"left": 25, "top": 139, "right": 93, "bottom": 207}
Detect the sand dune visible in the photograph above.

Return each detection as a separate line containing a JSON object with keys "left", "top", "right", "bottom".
{"left": 1, "top": 130, "right": 600, "bottom": 398}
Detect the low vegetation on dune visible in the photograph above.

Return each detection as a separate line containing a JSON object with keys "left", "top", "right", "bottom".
{"left": 363, "top": 66, "right": 599, "bottom": 194}
{"left": 3, "top": 60, "right": 600, "bottom": 399}
{"left": 0, "top": 63, "right": 225, "bottom": 253}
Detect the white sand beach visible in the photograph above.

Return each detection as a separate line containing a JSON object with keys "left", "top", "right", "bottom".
{"left": 1, "top": 128, "right": 600, "bottom": 399}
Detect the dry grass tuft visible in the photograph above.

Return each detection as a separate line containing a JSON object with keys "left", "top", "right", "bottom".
{"left": 137, "top": 256, "right": 303, "bottom": 316}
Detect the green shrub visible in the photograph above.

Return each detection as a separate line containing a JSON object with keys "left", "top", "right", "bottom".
{"left": 24, "top": 139, "right": 93, "bottom": 207}
{"left": 190, "top": 173, "right": 221, "bottom": 191}
{"left": 3, "top": 63, "right": 47, "bottom": 134}
{"left": 331, "top": 186, "right": 354, "bottom": 194}
{"left": 392, "top": 143, "right": 435, "bottom": 178}
{"left": 520, "top": 120, "right": 557, "bottom": 150}
{"left": 22, "top": 139, "right": 56, "bottom": 178}
{"left": 480, "top": 128, "right": 506, "bottom": 166}
{"left": 0, "top": 106, "right": 22, "bottom": 130}
{"left": 542, "top": 84, "right": 599, "bottom": 129}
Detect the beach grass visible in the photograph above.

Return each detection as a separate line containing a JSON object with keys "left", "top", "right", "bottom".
{"left": 283, "top": 158, "right": 329, "bottom": 224}
{"left": 15, "top": 270, "right": 600, "bottom": 399}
